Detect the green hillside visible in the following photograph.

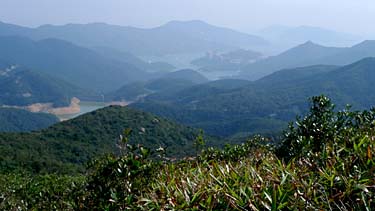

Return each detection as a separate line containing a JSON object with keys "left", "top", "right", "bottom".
{"left": 106, "top": 69, "right": 208, "bottom": 102}
{"left": 0, "top": 106, "right": 220, "bottom": 174}
{"left": 0, "top": 66, "right": 94, "bottom": 107}
{"left": 0, "top": 108, "right": 58, "bottom": 132}
{"left": 1, "top": 96, "right": 375, "bottom": 210}
{"left": 133, "top": 58, "right": 375, "bottom": 137}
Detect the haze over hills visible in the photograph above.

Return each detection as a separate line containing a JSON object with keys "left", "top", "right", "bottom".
{"left": 0, "top": 65, "right": 92, "bottom": 107}
{"left": 0, "top": 20, "right": 268, "bottom": 57}
{"left": 92, "top": 47, "right": 176, "bottom": 73}
{"left": 1, "top": 23, "right": 375, "bottom": 136}
{"left": 239, "top": 41, "right": 343, "bottom": 80}
{"left": 315, "top": 40, "right": 375, "bottom": 65}
{"left": 2, "top": 1, "right": 375, "bottom": 209}
{"left": 106, "top": 69, "right": 208, "bottom": 102}
{"left": 258, "top": 25, "right": 362, "bottom": 53}
{"left": 133, "top": 58, "right": 375, "bottom": 137}
{"left": 191, "top": 49, "right": 263, "bottom": 73}
{"left": 0, "top": 36, "right": 148, "bottom": 92}
{"left": 239, "top": 40, "right": 375, "bottom": 80}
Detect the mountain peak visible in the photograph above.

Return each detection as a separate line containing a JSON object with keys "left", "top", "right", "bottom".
{"left": 38, "top": 22, "right": 112, "bottom": 29}
{"left": 162, "top": 20, "right": 211, "bottom": 29}
{"left": 350, "top": 57, "right": 375, "bottom": 65}
{"left": 165, "top": 20, "right": 208, "bottom": 26}
{"left": 301, "top": 40, "right": 319, "bottom": 46}
{"left": 164, "top": 69, "right": 208, "bottom": 83}
{"left": 352, "top": 40, "right": 375, "bottom": 48}
{"left": 335, "top": 57, "right": 375, "bottom": 74}
{"left": 295, "top": 25, "right": 326, "bottom": 31}
{"left": 287, "top": 41, "right": 325, "bottom": 51}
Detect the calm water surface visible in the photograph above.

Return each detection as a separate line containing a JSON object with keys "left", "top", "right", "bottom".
{"left": 56, "top": 101, "right": 106, "bottom": 120}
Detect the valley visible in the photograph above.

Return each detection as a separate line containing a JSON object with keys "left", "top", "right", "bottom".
{"left": 0, "top": 4, "right": 375, "bottom": 209}
{"left": 1, "top": 20, "right": 375, "bottom": 137}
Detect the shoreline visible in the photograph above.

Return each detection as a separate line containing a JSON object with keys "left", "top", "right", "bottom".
{"left": 2, "top": 98, "right": 131, "bottom": 121}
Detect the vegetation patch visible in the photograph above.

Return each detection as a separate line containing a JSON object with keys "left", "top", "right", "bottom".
{"left": 1, "top": 96, "right": 374, "bottom": 210}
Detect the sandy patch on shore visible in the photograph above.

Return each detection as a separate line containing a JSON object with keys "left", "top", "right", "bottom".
{"left": 2, "top": 97, "right": 81, "bottom": 116}
{"left": 2, "top": 98, "right": 133, "bottom": 121}
{"left": 48, "top": 97, "right": 81, "bottom": 115}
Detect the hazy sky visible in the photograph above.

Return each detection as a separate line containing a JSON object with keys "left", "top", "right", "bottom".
{"left": 1, "top": 0, "right": 375, "bottom": 36}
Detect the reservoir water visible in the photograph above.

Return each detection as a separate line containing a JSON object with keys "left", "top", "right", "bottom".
{"left": 55, "top": 101, "right": 106, "bottom": 120}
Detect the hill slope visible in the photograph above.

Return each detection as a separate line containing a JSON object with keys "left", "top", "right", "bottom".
{"left": 259, "top": 25, "right": 362, "bottom": 50}
{"left": 106, "top": 69, "right": 208, "bottom": 102}
{"left": 0, "top": 36, "right": 147, "bottom": 92}
{"left": 133, "top": 58, "right": 375, "bottom": 137}
{"left": 315, "top": 40, "right": 375, "bottom": 65}
{"left": 0, "top": 106, "right": 220, "bottom": 174}
{"left": 160, "top": 69, "right": 209, "bottom": 83}
{"left": 0, "top": 65, "right": 93, "bottom": 107}
{"left": 0, "top": 108, "right": 58, "bottom": 132}
{"left": 239, "top": 41, "right": 343, "bottom": 80}
{"left": 240, "top": 40, "right": 375, "bottom": 80}
{"left": 92, "top": 47, "right": 176, "bottom": 72}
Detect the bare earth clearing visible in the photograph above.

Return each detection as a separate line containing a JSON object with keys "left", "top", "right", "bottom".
{"left": 2, "top": 97, "right": 130, "bottom": 121}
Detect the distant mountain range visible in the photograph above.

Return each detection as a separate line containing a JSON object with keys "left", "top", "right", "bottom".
{"left": 239, "top": 40, "right": 375, "bottom": 80}
{"left": 258, "top": 25, "right": 362, "bottom": 52}
{"left": 0, "top": 20, "right": 268, "bottom": 56}
{"left": 0, "top": 34, "right": 210, "bottom": 108}
{"left": 2, "top": 19, "right": 375, "bottom": 138}
{"left": 0, "top": 36, "right": 149, "bottom": 92}
{"left": 133, "top": 58, "right": 375, "bottom": 137}
{"left": 0, "top": 64, "right": 92, "bottom": 107}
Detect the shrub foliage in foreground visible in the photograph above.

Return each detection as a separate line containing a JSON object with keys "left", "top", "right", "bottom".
{"left": 1, "top": 96, "right": 375, "bottom": 210}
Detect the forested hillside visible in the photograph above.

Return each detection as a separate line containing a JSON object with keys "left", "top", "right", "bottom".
{"left": 0, "top": 106, "right": 220, "bottom": 174}
{"left": 133, "top": 58, "right": 375, "bottom": 137}
{"left": 1, "top": 96, "right": 374, "bottom": 210}
{"left": 0, "top": 65, "right": 93, "bottom": 107}
{"left": 0, "top": 108, "right": 58, "bottom": 132}
{"left": 106, "top": 69, "right": 208, "bottom": 102}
